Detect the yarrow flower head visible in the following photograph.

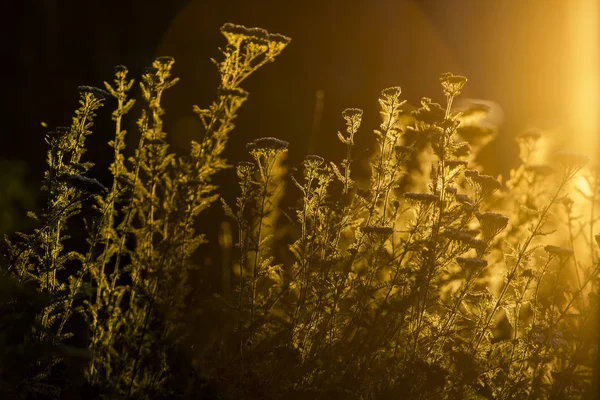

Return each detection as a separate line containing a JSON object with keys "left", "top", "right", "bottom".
{"left": 304, "top": 154, "right": 325, "bottom": 168}
{"left": 112, "top": 65, "right": 129, "bottom": 80}
{"left": 154, "top": 56, "right": 175, "bottom": 68}
{"left": 456, "top": 257, "right": 487, "bottom": 273}
{"left": 236, "top": 161, "right": 255, "bottom": 179}
{"left": 341, "top": 108, "right": 363, "bottom": 134}
{"left": 220, "top": 23, "right": 290, "bottom": 57}
{"left": 77, "top": 86, "right": 110, "bottom": 100}
{"left": 440, "top": 72, "right": 467, "bottom": 97}
{"left": 544, "top": 245, "right": 574, "bottom": 259}
{"left": 221, "top": 23, "right": 269, "bottom": 44}
{"left": 114, "top": 64, "right": 127, "bottom": 73}
{"left": 404, "top": 192, "right": 439, "bottom": 204}
{"left": 465, "top": 169, "right": 502, "bottom": 200}
{"left": 475, "top": 211, "right": 509, "bottom": 242}
{"left": 443, "top": 228, "right": 484, "bottom": 252}
{"left": 411, "top": 97, "right": 446, "bottom": 127}
{"left": 381, "top": 86, "right": 402, "bottom": 101}
{"left": 64, "top": 174, "right": 107, "bottom": 195}
{"left": 246, "top": 137, "right": 289, "bottom": 152}
{"left": 268, "top": 33, "right": 291, "bottom": 45}
{"left": 555, "top": 151, "right": 589, "bottom": 177}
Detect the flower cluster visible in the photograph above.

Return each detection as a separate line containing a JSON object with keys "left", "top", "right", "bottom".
{"left": 439, "top": 72, "right": 467, "bottom": 98}
{"left": 543, "top": 245, "right": 574, "bottom": 259}
{"left": 63, "top": 173, "right": 107, "bottom": 195}
{"left": 456, "top": 257, "right": 488, "bottom": 273}
{"left": 465, "top": 169, "right": 502, "bottom": 201}
{"left": 246, "top": 137, "right": 289, "bottom": 151}
{"left": 475, "top": 211, "right": 509, "bottom": 242}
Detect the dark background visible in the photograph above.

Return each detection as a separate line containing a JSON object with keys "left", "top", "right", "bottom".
{"left": 3, "top": 0, "right": 584, "bottom": 236}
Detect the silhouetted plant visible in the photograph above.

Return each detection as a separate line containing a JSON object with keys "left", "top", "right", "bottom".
{"left": 1, "top": 22, "right": 598, "bottom": 400}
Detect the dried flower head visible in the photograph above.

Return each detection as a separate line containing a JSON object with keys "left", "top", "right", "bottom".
{"left": 77, "top": 86, "right": 110, "bottom": 100}
{"left": 476, "top": 211, "right": 509, "bottom": 241}
{"left": 381, "top": 86, "right": 402, "bottom": 101}
{"left": 246, "top": 137, "right": 289, "bottom": 151}
{"left": 221, "top": 23, "right": 269, "bottom": 44}
{"left": 440, "top": 72, "right": 467, "bottom": 97}
{"left": 456, "top": 257, "right": 487, "bottom": 272}
{"left": 555, "top": 151, "right": 589, "bottom": 176}
{"left": 544, "top": 245, "right": 574, "bottom": 258}
{"left": 412, "top": 97, "right": 446, "bottom": 126}
{"left": 268, "top": 33, "right": 292, "bottom": 45}
{"left": 64, "top": 174, "right": 107, "bottom": 195}
{"left": 113, "top": 65, "right": 128, "bottom": 74}
{"left": 404, "top": 192, "right": 439, "bottom": 204}
{"left": 236, "top": 161, "right": 255, "bottom": 178}
{"left": 342, "top": 108, "right": 363, "bottom": 134}
{"left": 304, "top": 155, "right": 325, "bottom": 168}
{"left": 443, "top": 228, "right": 478, "bottom": 247}
{"left": 154, "top": 56, "right": 175, "bottom": 68}
{"left": 465, "top": 169, "right": 502, "bottom": 200}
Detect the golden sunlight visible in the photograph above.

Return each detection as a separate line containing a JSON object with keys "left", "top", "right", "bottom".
{"left": 567, "top": 0, "right": 599, "bottom": 156}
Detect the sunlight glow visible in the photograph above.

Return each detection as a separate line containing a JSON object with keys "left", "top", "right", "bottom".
{"left": 567, "top": 0, "right": 600, "bottom": 156}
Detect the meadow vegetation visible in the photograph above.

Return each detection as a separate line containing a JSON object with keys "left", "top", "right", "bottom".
{"left": 1, "top": 23, "right": 598, "bottom": 399}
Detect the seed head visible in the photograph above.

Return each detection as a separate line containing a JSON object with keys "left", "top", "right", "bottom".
{"left": 381, "top": 86, "right": 402, "bottom": 101}
{"left": 465, "top": 169, "right": 502, "bottom": 200}
{"left": 304, "top": 155, "right": 325, "bottom": 168}
{"left": 154, "top": 56, "right": 175, "bottom": 67}
{"left": 476, "top": 211, "right": 509, "bottom": 241}
{"left": 544, "top": 245, "right": 574, "bottom": 258}
{"left": 404, "top": 192, "right": 439, "bottom": 204}
{"left": 440, "top": 72, "right": 467, "bottom": 97}
{"left": 64, "top": 174, "right": 107, "bottom": 195}
{"left": 77, "top": 86, "right": 110, "bottom": 100}
{"left": 456, "top": 257, "right": 487, "bottom": 272}
{"left": 246, "top": 137, "right": 289, "bottom": 151}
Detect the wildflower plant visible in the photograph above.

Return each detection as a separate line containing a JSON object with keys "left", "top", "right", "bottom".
{"left": 1, "top": 24, "right": 599, "bottom": 400}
